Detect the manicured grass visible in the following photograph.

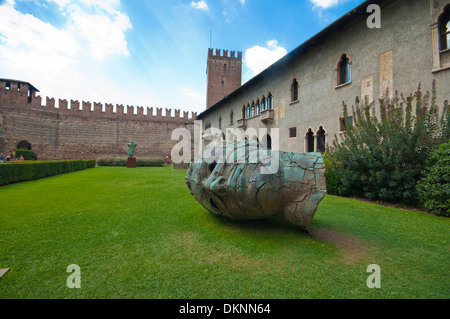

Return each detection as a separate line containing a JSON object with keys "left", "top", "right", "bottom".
{"left": 0, "top": 167, "right": 448, "bottom": 299}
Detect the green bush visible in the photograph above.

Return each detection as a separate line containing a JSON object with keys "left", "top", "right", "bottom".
{"left": 97, "top": 156, "right": 164, "bottom": 167}
{"left": 323, "top": 153, "right": 347, "bottom": 196}
{"left": 0, "top": 160, "right": 95, "bottom": 186}
{"left": 15, "top": 149, "right": 34, "bottom": 160}
{"left": 327, "top": 81, "right": 449, "bottom": 205}
{"left": 416, "top": 142, "right": 450, "bottom": 216}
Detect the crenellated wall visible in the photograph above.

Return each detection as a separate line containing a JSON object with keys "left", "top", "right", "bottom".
{"left": 0, "top": 79, "right": 197, "bottom": 160}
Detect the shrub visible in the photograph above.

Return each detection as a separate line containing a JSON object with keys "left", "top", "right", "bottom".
{"left": 416, "top": 142, "right": 450, "bottom": 216}
{"left": 15, "top": 149, "right": 34, "bottom": 160}
{"left": 0, "top": 160, "right": 95, "bottom": 186}
{"left": 323, "top": 153, "right": 347, "bottom": 196}
{"left": 97, "top": 156, "right": 164, "bottom": 167}
{"left": 327, "top": 81, "right": 449, "bottom": 205}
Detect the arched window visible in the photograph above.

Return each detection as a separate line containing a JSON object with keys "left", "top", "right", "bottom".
{"left": 230, "top": 111, "right": 234, "bottom": 125}
{"left": 218, "top": 116, "right": 222, "bottom": 130}
{"left": 291, "top": 78, "right": 299, "bottom": 102}
{"left": 242, "top": 105, "right": 246, "bottom": 119}
{"left": 306, "top": 129, "right": 315, "bottom": 153}
{"left": 251, "top": 102, "right": 255, "bottom": 117}
{"left": 256, "top": 99, "right": 260, "bottom": 116}
{"left": 337, "top": 54, "right": 351, "bottom": 86}
{"left": 316, "top": 126, "right": 326, "bottom": 153}
{"left": 267, "top": 93, "right": 272, "bottom": 109}
{"left": 439, "top": 6, "right": 450, "bottom": 51}
{"left": 247, "top": 104, "right": 250, "bottom": 119}
{"left": 261, "top": 96, "right": 266, "bottom": 111}
{"left": 205, "top": 122, "right": 211, "bottom": 130}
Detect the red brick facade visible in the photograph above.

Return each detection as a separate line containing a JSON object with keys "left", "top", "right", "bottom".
{"left": 206, "top": 48, "right": 242, "bottom": 109}
{"left": 0, "top": 79, "right": 196, "bottom": 160}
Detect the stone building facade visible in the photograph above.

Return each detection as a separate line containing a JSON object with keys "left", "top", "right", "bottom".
{"left": 197, "top": 0, "right": 450, "bottom": 153}
{"left": 0, "top": 79, "right": 196, "bottom": 160}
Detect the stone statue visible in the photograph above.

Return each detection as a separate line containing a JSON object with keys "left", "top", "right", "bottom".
{"left": 186, "top": 140, "right": 326, "bottom": 231}
{"left": 127, "top": 142, "right": 137, "bottom": 158}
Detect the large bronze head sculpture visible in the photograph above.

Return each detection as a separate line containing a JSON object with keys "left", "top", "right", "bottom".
{"left": 186, "top": 140, "right": 326, "bottom": 230}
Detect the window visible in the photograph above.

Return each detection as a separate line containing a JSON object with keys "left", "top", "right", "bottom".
{"left": 221, "top": 80, "right": 225, "bottom": 86}
{"left": 256, "top": 99, "right": 260, "bottom": 116}
{"left": 306, "top": 129, "right": 315, "bottom": 153}
{"left": 261, "top": 96, "right": 266, "bottom": 111}
{"left": 205, "top": 121, "right": 211, "bottom": 130}
{"left": 291, "top": 79, "right": 299, "bottom": 102}
{"left": 339, "top": 116, "right": 354, "bottom": 132}
{"left": 439, "top": 6, "right": 450, "bottom": 51}
{"left": 316, "top": 127, "right": 326, "bottom": 153}
{"left": 230, "top": 111, "right": 234, "bottom": 125}
{"left": 218, "top": 116, "right": 222, "bottom": 130}
{"left": 267, "top": 93, "right": 272, "bottom": 109}
{"left": 337, "top": 54, "right": 351, "bottom": 86}
{"left": 224, "top": 64, "right": 227, "bottom": 69}
{"left": 251, "top": 102, "right": 255, "bottom": 117}
{"left": 247, "top": 104, "right": 250, "bottom": 118}
{"left": 242, "top": 106, "right": 246, "bottom": 119}
{"left": 289, "top": 127, "right": 297, "bottom": 139}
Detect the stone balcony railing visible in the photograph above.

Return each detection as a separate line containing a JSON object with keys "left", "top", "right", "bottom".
{"left": 237, "top": 118, "right": 247, "bottom": 129}
{"left": 260, "top": 109, "right": 274, "bottom": 123}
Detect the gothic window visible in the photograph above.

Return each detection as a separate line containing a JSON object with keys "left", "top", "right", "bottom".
{"left": 218, "top": 116, "right": 222, "bottom": 130}
{"left": 261, "top": 96, "right": 266, "bottom": 111}
{"left": 256, "top": 99, "right": 260, "bottom": 116}
{"left": 242, "top": 105, "right": 246, "bottom": 119}
{"left": 336, "top": 54, "right": 351, "bottom": 86}
{"left": 230, "top": 111, "right": 234, "bottom": 125}
{"left": 247, "top": 104, "right": 250, "bottom": 119}
{"left": 291, "top": 78, "right": 299, "bottom": 102}
{"left": 267, "top": 93, "right": 272, "bottom": 109}
{"left": 306, "top": 129, "right": 315, "bottom": 153}
{"left": 316, "top": 126, "right": 326, "bottom": 153}
{"left": 439, "top": 6, "right": 450, "bottom": 51}
{"left": 251, "top": 102, "right": 255, "bottom": 117}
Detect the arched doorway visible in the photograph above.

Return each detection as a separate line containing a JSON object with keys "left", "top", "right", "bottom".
{"left": 316, "top": 126, "right": 326, "bottom": 153}
{"left": 17, "top": 140, "right": 32, "bottom": 150}
{"left": 306, "top": 129, "right": 314, "bottom": 152}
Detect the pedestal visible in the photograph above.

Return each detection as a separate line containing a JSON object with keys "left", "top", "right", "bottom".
{"left": 127, "top": 157, "right": 136, "bottom": 168}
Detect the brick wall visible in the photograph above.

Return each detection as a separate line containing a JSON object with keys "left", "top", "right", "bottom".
{"left": 0, "top": 80, "right": 196, "bottom": 160}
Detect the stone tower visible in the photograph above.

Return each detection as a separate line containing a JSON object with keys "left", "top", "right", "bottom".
{"left": 206, "top": 48, "right": 242, "bottom": 109}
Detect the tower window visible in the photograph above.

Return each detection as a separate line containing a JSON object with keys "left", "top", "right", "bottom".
{"left": 439, "top": 6, "right": 450, "bottom": 51}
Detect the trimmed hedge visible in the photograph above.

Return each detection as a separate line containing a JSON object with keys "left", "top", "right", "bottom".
{"left": 0, "top": 160, "right": 96, "bottom": 186}
{"left": 97, "top": 156, "right": 165, "bottom": 167}
{"left": 15, "top": 149, "right": 34, "bottom": 160}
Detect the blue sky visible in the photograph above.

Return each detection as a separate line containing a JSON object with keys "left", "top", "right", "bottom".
{"left": 0, "top": 0, "right": 365, "bottom": 115}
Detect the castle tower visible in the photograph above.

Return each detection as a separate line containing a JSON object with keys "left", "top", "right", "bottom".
{"left": 206, "top": 48, "right": 242, "bottom": 109}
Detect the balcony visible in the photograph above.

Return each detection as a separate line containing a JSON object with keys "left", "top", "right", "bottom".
{"left": 237, "top": 118, "right": 247, "bottom": 129}
{"left": 260, "top": 109, "right": 274, "bottom": 123}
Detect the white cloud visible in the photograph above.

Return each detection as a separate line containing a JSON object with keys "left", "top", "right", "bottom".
{"left": 310, "top": 0, "right": 340, "bottom": 9}
{"left": 0, "top": 0, "right": 134, "bottom": 105}
{"left": 244, "top": 40, "right": 287, "bottom": 79}
{"left": 190, "top": 1, "right": 208, "bottom": 11}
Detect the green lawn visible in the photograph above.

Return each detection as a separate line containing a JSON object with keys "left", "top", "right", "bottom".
{"left": 0, "top": 166, "right": 448, "bottom": 299}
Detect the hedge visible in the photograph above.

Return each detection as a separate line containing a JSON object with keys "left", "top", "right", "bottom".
{"left": 97, "top": 156, "right": 165, "bottom": 167}
{"left": 0, "top": 160, "right": 96, "bottom": 186}
{"left": 15, "top": 149, "right": 34, "bottom": 160}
